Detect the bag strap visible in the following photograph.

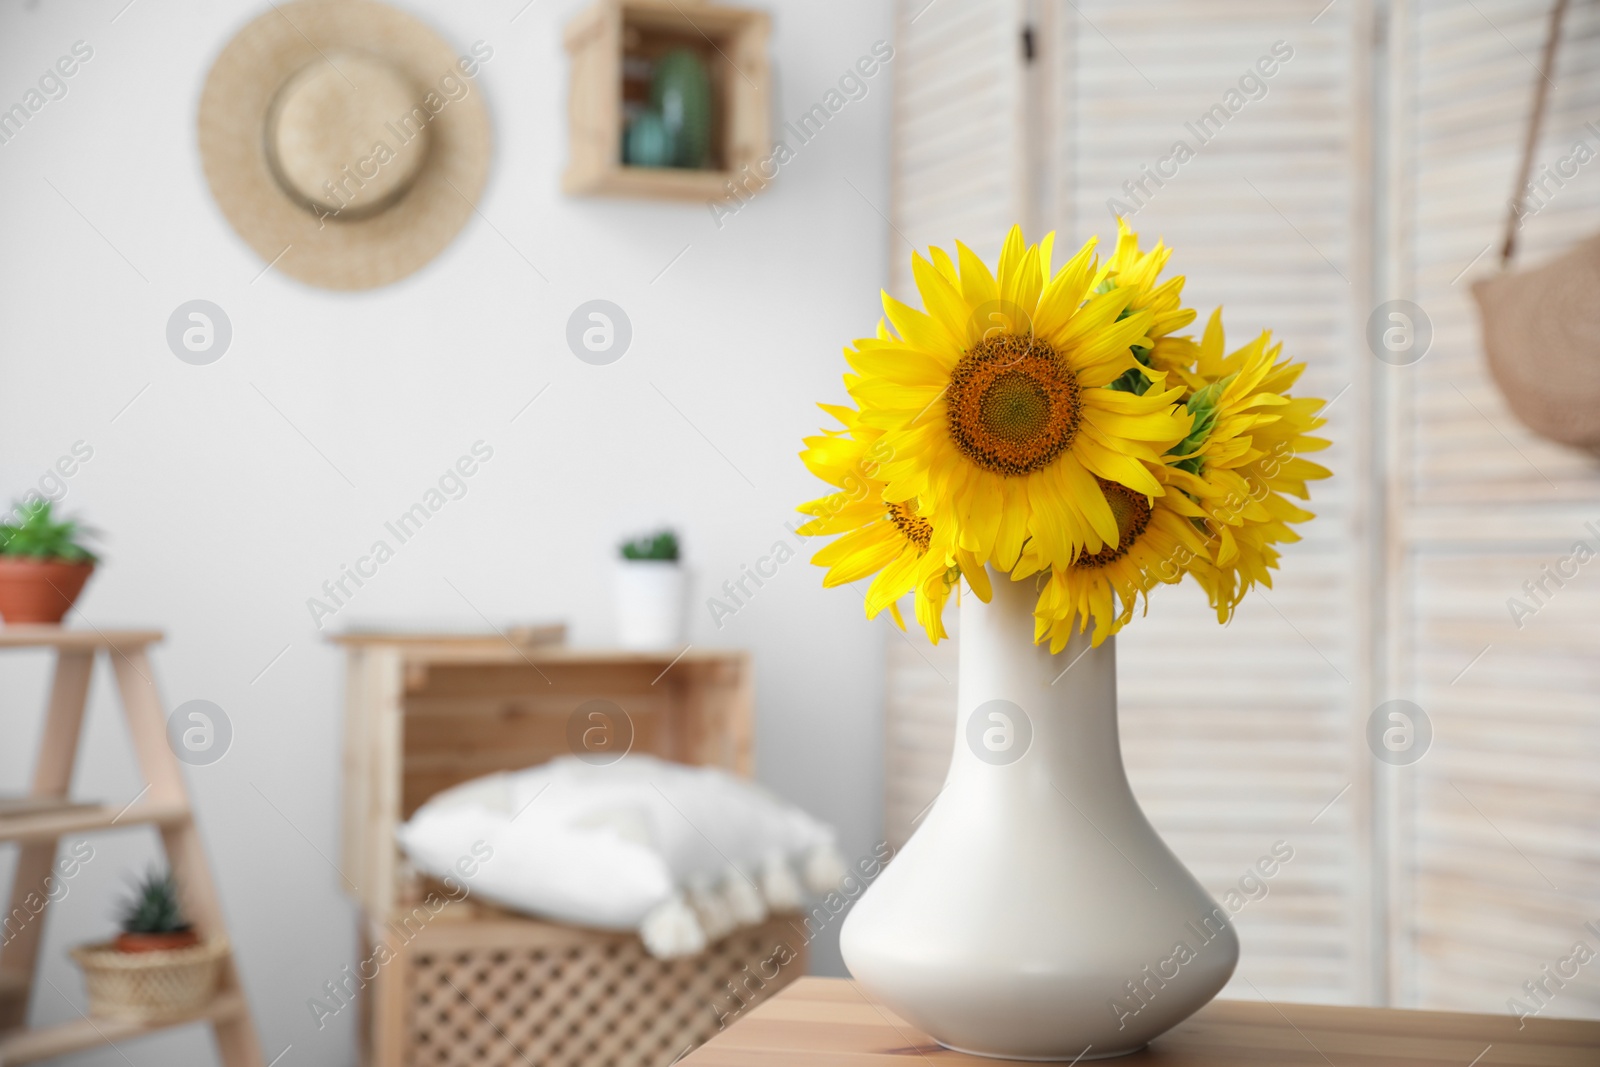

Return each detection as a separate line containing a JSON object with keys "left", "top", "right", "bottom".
{"left": 1500, "top": 0, "right": 1571, "bottom": 265}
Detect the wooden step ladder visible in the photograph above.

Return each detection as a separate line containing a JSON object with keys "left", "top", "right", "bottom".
{"left": 0, "top": 628, "right": 263, "bottom": 1066}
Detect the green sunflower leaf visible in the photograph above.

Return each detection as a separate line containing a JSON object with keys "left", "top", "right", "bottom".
{"left": 1169, "top": 373, "right": 1235, "bottom": 475}
{"left": 1107, "top": 346, "right": 1157, "bottom": 395}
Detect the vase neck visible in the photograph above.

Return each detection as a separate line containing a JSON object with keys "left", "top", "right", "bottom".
{"left": 952, "top": 569, "right": 1125, "bottom": 791}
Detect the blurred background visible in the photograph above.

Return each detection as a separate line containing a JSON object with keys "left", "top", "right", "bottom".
{"left": 0, "top": 1, "right": 1596, "bottom": 1065}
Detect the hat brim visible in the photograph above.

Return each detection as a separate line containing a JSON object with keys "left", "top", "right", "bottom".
{"left": 198, "top": 0, "right": 492, "bottom": 291}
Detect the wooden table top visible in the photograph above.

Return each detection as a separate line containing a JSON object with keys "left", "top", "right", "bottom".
{"left": 683, "top": 977, "right": 1600, "bottom": 1066}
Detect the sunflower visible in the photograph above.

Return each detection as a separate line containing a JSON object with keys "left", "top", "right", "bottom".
{"left": 1019, "top": 467, "right": 1210, "bottom": 650}
{"left": 1161, "top": 310, "right": 1332, "bottom": 621}
{"left": 797, "top": 225, "right": 1331, "bottom": 649}
{"left": 1097, "top": 218, "right": 1205, "bottom": 395}
{"left": 796, "top": 402, "right": 987, "bottom": 641}
{"left": 847, "top": 225, "right": 1193, "bottom": 574}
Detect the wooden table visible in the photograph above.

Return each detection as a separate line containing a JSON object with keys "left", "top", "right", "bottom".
{"left": 683, "top": 977, "right": 1600, "bottom": 1065}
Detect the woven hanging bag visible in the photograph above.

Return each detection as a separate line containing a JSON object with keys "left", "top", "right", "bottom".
{"left": 1471, "top": 0, "right": 1600, "bottom": 454}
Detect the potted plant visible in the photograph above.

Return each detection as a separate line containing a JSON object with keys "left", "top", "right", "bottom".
{"left": 0, "top": 500, "right": 97, "bottom": 624}
{"left": 114, "top": 869, "right": 199, "bottom": 952}
{"left": 614, "top": 529, "right": 685, "bottom": 649}
{"left": 71, "top": 869, "right": 228, "bottom": 1022}
{"left": 797, "top": 222, "right": 1332, "bottom": 1058}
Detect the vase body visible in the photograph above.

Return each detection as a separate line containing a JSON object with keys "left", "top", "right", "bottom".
{"left": 840, "top": 572, "right": 1238, "bottom": 1059}
{"left": 613, "top": 560, "right": 685, "bottom": 649}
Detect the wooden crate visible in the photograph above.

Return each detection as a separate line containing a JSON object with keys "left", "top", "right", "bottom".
{"left": 331, "top": 632, "right": 795, "bottom": 1067}
{"left": 376, "top": 908, "right": 806, "bottom": 1067}
{"left": 563, "top": 0, "right": 771, "bottom": 200}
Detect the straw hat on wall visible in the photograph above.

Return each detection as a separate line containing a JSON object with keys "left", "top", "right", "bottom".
{"left": 198, "top": 0, "right": 492, "bottom": 290}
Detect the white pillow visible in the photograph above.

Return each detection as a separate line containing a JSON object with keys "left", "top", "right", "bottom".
{"left": 396, "top": 755, "right": 845, "bottom": 958}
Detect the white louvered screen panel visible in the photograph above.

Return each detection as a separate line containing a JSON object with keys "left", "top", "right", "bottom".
{"left": 880, "top": 0, "right": 1600, "bottom": 1019}
{"left": 1060, "top": 1, "right": 1367, "bottom": 1008}
{"left": 889, "top": 0, "right": 1024, "bottom": 295}
{"left": 1407, "top": 554, "right": 1600, "bottom": 1017}
{"left": 1402, "top": 0, "right": 1600, "bottom": 1017}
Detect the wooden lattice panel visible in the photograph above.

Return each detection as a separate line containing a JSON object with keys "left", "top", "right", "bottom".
{"left": 406, "top": 917, "right": 804, "bottom": 1067}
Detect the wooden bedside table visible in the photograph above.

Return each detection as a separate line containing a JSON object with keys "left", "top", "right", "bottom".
{"left": 682, "top": 977, "right": 1600, "bottom": 1065}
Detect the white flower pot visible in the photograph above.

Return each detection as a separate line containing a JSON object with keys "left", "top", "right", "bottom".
{"left": 614, "top": 560, "right": 686, "bottom": 649}
{"left": 840, "top": 570, "right": 1237, "bottom": 1060}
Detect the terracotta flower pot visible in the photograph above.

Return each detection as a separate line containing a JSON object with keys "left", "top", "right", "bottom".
{"left": 114, "top": 929, "right": 200, "bottom": 954}
{"left": 0, "top": 558, "right": 95, "bottom": 624}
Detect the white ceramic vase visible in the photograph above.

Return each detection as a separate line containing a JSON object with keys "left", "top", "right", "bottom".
{"left": 840, "top": 571, "right": 1238, "bottom": 1060}
{"left": 614, "top": 560, "right": 686, "bottom": 649}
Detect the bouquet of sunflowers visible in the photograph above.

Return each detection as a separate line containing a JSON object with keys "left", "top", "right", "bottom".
{"left": 797, "top": 222, "right": 1331, "bottom": 650}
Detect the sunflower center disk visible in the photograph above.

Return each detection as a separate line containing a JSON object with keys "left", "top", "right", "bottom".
{"left": 1075, "top": 479, "right": 1153, "bottom": 569}
{"left": 946, "top": 334, "right": 1081, "bottom": 476}
{"left": 886, "top": 501, "right": 932, "bottom": 552}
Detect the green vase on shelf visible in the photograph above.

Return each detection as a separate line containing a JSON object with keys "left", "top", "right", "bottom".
{"left": 650, "top": 49, "right": 712, "bottom": 169}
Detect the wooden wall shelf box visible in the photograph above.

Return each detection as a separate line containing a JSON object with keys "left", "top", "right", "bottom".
{"left": 563, "top": 0, "right": 771, "bottom": 200}
{"left": 333, "top": 631, "right": 802, "bottom": 1067}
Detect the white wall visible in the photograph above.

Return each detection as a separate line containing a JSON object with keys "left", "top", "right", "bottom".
{"left": 0, "top": 0, "right": 893, "bottom": 1062}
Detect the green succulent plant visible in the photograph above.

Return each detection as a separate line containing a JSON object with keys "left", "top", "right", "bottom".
{"left": 619, "top": 529, "right": 680, "bottom": 562}
{"left": 118, "top": 869, "right": 190, "bottom": 935}
{"left": 0, "top": 500, "right": 97, "bottom": 563}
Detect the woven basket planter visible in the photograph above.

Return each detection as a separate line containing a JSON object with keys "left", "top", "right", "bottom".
{"left": 70, "top": 938, "right": 228, "bottom": 1022}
